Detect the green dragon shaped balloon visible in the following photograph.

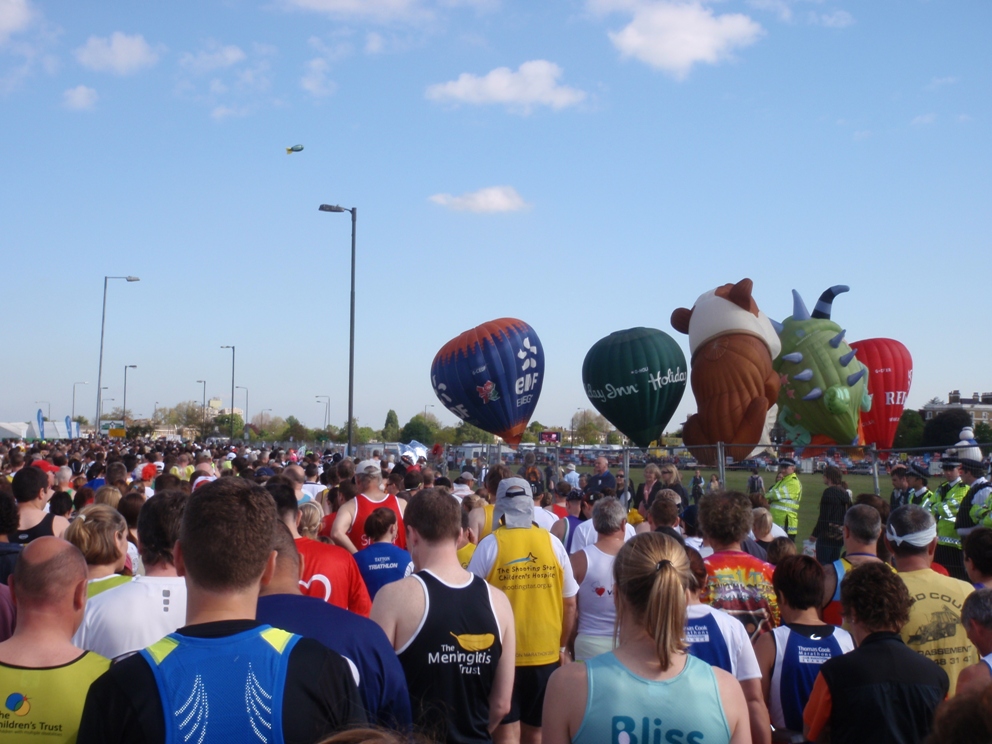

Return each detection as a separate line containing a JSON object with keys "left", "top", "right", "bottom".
{"left": 772, "top": 286, "right": 872, "bottom": 447}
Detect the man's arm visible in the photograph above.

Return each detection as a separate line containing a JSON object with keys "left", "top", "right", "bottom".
{"left": 713, "top": 669, "right": 751, "bottom": 744}
{"left": 488, "top": 586, "right": 516, "bottom": 731}
{"left": 569, "top": 549, "right": 588, "bottom": 586}
{"left": 346, "top": 558, "right": 372, "bottom": 618}
{"left": 550, "top": 517, "right": 566, "bottom": 545}
{"left": 740, "top": 677, "right": 771, "bottom": 744}
{"left": 559, "top": 596, "right": 577, "bottom": 665}
{"left": 752, "top": 631, "right": 776, "bottom": 708}
{"left": 53, "top": 514, "right": 70, "bottom": 539}
{"left": 468, "top": 506, "right": 487, "bottom": 545}
{"left": 331, "top": 500, "right": 359, "bottom": 553}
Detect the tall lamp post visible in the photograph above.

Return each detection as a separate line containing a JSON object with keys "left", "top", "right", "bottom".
{"left": 221, "top": 346, "right": 236, "bottom": 440}
{"left": 424, "top": 404, "right": 434, "bottom": 419}
{"left": 95, "top": 275, "right": 139, "bottom": 428}
{"left": 72, "top": 382, "right": 88, "bottom": 425}
{"left": 236, "top": 386, "right": 249, "bottom": 434}
{"left": 34, "top": 401, "right": 50, "bottom": 421}
{"left": 196, "top": 380, "right": 207, "bottom": 439}
{"left": 122, "top": 365, "right": 137, "bottom": 429}
{"left": 316, "top": 395, "right": 330, "bottom": 430}
{"left": 319, "top": 203, "right": 357, "bottom": 457}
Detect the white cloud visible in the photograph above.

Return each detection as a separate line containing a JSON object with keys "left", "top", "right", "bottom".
{"left": 62, "top": 84, "right": 97, "bottom": 110}
{"left": 365, "top": 32, "right": 384, "bottom": 54}
{"left": 301, "top": 57, "right": 336, "bottom": 97}
{"left": 0, "top": 0, "right": 33, "bottom": 44}
{"left": 595, "top": 1, "right": 764, "bottom": 80}
{"left": 426, "top": 60, "right": 585, "bottom": 113}
{"left": 746, "top": 0, "right": 792, "bottom": 22}
{"left": 430, "top": 186, "right": 530, "bottom": 213}
{"left": 75, "top": 32, "right": 159, "bottom": 75}
{"left": 282, "top": 0, "right": 425, "bottom": 21}
{"left": 179, "top": 43, "right": 245, "bottom": 74}
{"left": 810, "top": 10, "right": 853, "bottom": 28}
{"left": 925, "top": 75, "right": 956, "bottom": 91}
{"left": 210, "top": 104, "right": 249, "bottom": 120}
{"left": 911, "top": 113, "right": 936, "bottom": 126}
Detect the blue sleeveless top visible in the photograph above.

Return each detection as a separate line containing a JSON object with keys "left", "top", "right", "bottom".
{"left": 685, "top": 611, "right": 732, "bottom": 673}
{"left": 574, "top": 652, "right": 731, "bottom": 744}
{"left": 140, "top": 625, "right": 300, "bottom": 744}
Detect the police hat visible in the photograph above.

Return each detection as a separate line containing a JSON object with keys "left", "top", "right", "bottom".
{"left": 906, "top": 463, "right": 929, "bottom": 482}
{"left": 778, "top": 457, "right": 797, "bottom": 469}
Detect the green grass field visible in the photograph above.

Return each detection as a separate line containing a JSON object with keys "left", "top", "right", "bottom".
{"left": 577, "top": 466, "right": 883, "bottom": 539}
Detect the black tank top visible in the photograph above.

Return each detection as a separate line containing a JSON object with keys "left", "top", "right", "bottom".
{"left": 398, "top": 570, "right": 502, "bottom": 744}
{"left": 9, "top": 512, "right": 55, "bottom": 544}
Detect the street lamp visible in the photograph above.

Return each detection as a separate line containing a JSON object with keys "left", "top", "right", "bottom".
{"left": 196, "top": 380, "right": 207, "bottom": 439}
{"left": 221, "top": 346, "right": 236, "bottom": 440}
{"left": 319, "top": 203, "right": 357, "bottom": 457}
{"left": 122, "top": 365, "right": 137, "bottom": 429}
{"left": 236, "top": 386, "right": 249, "bottom": 433}
{"left": 424, "top": 404, "right": 434, "bottom": 419}
{"left": 95, "top": 275, "right": 139, "bottom": 428}
{"left": 316, "top": 395, "right": 330, "bottom": 430}
{"left": 260, "top": 408, "right": 272, "bottom": 431}
{"left": 71, "top": 382, "right": 88, "bottom": 424}
{"left": 34, "top": 400, "right": 50, "bottom": 421}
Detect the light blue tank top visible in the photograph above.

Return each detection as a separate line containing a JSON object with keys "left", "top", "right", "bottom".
{"left": 574, "top": 652, "right": 731, "bottom": 744}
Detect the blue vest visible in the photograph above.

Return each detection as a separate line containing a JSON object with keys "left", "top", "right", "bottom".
{"left": 771, "top": 626, "right": 850, "bottom": 732}
{"left": 141, "top": 625, "right": 300, "bottom": 744}
{"left": 685, "top": 611, "right": 733, "bottom": 674}
{"left": 574, "top": 652, "right": 731, "bottom": 744}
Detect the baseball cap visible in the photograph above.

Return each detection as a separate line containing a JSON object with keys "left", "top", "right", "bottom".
{"left": 31, "top": 460, "right": 58, "bottom": 474}
{"left": 460, "top": 471, "right": 477, "bottom": 481}
{"left": 356, "top": 460, "right": 381, "bottom": 475}
{"left": 496, "top": 477, "right": 532, "bottom": 500}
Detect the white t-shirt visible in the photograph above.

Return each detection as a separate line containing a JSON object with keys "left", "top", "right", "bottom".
{"left": 532, "top": 505, "right": 558, "bottom": 531}
{"left": 468, "top": 530, "right": 579, "bottom": 598}
{"left": 301, "top": 483, "right": 325, "bottom": 500}
{"left": 73, "top": 575, "right": 188, "bottom": 660}
{"left": 569, "top": 519, "right": 636, "bottom": 554}
{"left": 686, "top": 603, "right": 761, "bottom": 681}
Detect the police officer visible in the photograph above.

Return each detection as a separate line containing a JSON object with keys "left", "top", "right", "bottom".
{"left": 767, "top": 458, "right": 802, "bottom": 542}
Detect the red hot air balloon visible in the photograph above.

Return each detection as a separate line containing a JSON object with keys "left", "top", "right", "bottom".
{"left": 851, "top": 338, "right": 913, "bottom": 454}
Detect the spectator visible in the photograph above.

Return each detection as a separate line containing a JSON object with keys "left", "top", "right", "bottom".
{"left": 585, "top": 457, "right": 616, "bottom": 496}
{"left": 659, "top": 465, "right": 689, "bottom": 511}
{"left": 79, "top": 476, "right": 367, "bottom": 742}
{"left": 886, "top": 504, "right": 978, "bottom": 694}
{"left": 803, "top": 562, "right": 949, "bottom": 744}
{"left": 754, "top": 556, "right": 853, "bottom": 734}
{"left": 542, "top": 533, "right": 749, "bottom": 744}
{"left": 0, "top": 538, "right": 110, "bottom": 741}
{"left": 810, "top": 465, "right": 851, "bottom": 564}
{"left": 699, "top": 490, "right": 779, "bottom": 639}
{"left": 73, "top": 491, "right": 188, "bottom": 660}
{"left": 632, "top": 464, "right": 664, "bottom": 514}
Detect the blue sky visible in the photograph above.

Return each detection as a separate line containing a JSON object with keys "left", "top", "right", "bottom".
{"left": 2, "top": 0, "right": 989, "bottom": 435}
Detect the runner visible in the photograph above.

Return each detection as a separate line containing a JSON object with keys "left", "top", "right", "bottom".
{"left": 956, "top": 588, "right": 992, "bottom": 694}
{"left": 542, "top": 533, "right": 749, "bottom": 744}
{"left": 353, "top": 507, "right": 414, "bottom": 600}
{"left": 754, "top": 556, "right": 853, "bottom": 734}
{"left": 373, "top": 488, "right": 515, "bottom": 743}
{"left": 333, "top": 461, "right": 407, "bottom": 552}
{"left": 78, "top": 477, "right": 367, "bottom": 742}
{"left": 0, "top": 538, "right": 111, "bottom": 744}
{"left": 570, "top": 498, "right": 625, "bottom": 661}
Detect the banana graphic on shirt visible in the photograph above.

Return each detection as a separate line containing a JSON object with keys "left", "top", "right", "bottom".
{"left": 450, "top": 632, "right": 495, "bottom": 651}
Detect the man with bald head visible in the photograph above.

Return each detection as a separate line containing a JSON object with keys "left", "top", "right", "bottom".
{"left": 283, "top": 464, "right": 312, "bottom": 504}
{"left": 0, "top": 537, "right": 111, "bottom": 740}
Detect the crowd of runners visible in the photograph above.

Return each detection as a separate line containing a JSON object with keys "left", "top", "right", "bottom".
{"left": 0, "top": 431, "right": 990, "bottom": 744}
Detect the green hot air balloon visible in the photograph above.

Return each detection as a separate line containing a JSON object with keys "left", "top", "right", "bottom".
{"left": 582, "top": 328, "right": 688, "bottom": 447}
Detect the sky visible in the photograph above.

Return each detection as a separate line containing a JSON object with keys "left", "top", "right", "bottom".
{"left": 1, "top": 0, "right": 990, "bottom": 436}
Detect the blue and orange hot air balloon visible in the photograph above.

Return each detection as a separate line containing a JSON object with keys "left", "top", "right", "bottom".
{"left": 431, "top": 318, "right": 544, "bottom": 447}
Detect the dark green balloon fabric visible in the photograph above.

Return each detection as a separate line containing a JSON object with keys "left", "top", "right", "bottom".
{"left": 582, "top": 328, "right": 687, "bottom": 447}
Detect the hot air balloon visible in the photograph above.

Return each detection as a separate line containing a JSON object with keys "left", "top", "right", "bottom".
{"left": 773, "top": 286, "right": 872, "bottom": 447}
{"left": 582, "top": 328, "right": 687, "bottom": 448}
{"left": 671, "top": 279, "right": 781, "bottom": 464}
{"left": 851, "top": 338, "right": 912, "bottom": 454}
{"left": 431, "top": 318, "right": 544, "bottom": 447}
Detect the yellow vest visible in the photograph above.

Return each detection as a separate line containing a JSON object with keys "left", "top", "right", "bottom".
{"left": 486, "top": 525, "right": 563, "bottom": 666}
{"left": 0, "top": 651, "right": 110, "bottom": 743}
{"left": 457, "top": 542, "right": 476, "bottom": 569}
{"left": 479, "top": 504, "right": 496, "bottom": 540}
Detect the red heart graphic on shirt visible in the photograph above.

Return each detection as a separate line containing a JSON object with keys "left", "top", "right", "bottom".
{"left": 594, "top": 586, "right": 606, "bottom": 596}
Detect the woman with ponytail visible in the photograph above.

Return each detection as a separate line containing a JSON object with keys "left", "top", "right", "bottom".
{"left": 542, "top": 532, "right": 750, "bottom": 744}
{"left": 64, "top": 504, "right": 132, "bottom": 598}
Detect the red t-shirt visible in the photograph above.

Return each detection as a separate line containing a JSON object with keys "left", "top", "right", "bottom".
{"left": 551, "top": 504, "right": 568, "bottom": 519}
{"left": 346, "top": 493, "right": 406, "bottom": 550}
{"left": 319, "top": 512, "right": 336, "bottom": 538}
{"left": 294, "top": 537, "right": 372, "bottom": 617}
